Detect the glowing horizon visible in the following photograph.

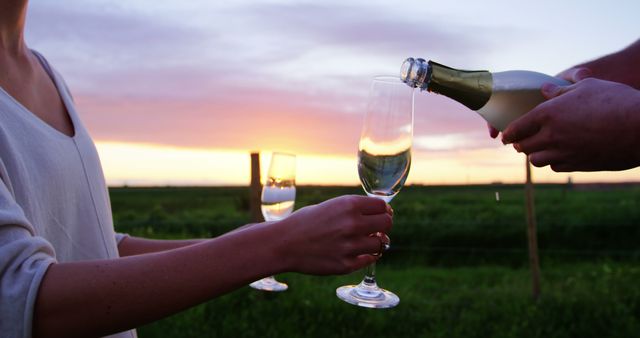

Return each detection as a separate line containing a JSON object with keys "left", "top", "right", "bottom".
{"left": 96, "top": 141, "right": 640, "bottom": 187}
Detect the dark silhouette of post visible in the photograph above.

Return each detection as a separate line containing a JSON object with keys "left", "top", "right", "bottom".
{"left": 525, "top": 155, "right": 541, "bottom": 300}
{"left": 250, "top": 152, "right": 264, "bottom": 223}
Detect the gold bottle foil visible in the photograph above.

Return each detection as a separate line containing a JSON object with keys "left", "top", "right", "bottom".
{"left": 427, "top": 61, "right": 493, "bottom": 111}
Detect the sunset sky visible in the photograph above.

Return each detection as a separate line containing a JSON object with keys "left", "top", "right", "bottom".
{"left": 25, "top": 0, "right": 640, "bottom": 186}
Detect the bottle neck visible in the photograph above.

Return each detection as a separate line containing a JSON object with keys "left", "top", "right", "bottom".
{"left": 401, "top": 59, "right": 493, "bottom": 111}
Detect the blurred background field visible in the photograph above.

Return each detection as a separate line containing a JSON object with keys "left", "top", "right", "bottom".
{"left": 111, "top": 184, "right": 640, "bottom": 338}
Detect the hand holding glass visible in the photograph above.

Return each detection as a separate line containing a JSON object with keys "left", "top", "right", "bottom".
{"left": 336, "top": 76, "right": 414, "bottom": 308}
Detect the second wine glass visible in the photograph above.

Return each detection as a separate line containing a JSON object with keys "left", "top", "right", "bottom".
{"left": 249, "top": 152, "right": 296, "bottom": 292}
{"left": 336, "top": 75, "right": 414, "bottom": 308}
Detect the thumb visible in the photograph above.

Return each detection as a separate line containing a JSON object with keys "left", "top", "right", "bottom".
{"left": 556, "top": 67, "right": 592, "bottom": 83}
{"left": 541, "top": 82, "right": 574, "bottom": 99}
{"left": 572, "top": 67, "right": 592, "bottom": 81}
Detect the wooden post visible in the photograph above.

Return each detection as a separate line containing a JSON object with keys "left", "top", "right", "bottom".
{"left": 525, "top": 155, "right": 541, "bottom": 300}
{"left": 250, "top": 152, "right": 264, "bottom": 223}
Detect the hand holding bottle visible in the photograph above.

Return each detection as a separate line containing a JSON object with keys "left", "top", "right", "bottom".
{"left": 501, "top": 77, "right": 640, "bottom": 172}
{"left": 487, "top": 67, "right": 591, "bottom": 139}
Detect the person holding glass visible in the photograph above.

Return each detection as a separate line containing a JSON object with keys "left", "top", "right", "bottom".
{"left": 0, "top": 1, "right": 393, "bottom": 337}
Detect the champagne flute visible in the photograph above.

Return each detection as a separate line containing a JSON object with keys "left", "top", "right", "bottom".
{"left": 249, "top": 152, "right": 296, "bottom": 292}
{"left": 336, "top": 76, "right": 414, "bottom": 308}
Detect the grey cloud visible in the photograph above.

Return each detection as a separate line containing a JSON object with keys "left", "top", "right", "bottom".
{"left": 237, "top": 3, "right": 491, "bottom": 59}
{"left": 26, "top": 3, "right": 209, "bottom": 58}
{"left": 25, "top": 2, "right": 226, "bottom": 96}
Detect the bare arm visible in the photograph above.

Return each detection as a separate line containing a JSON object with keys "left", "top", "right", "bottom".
{"left": 33, "top": 196, "right": 392, "bottom": 338}
{"left": 117, "top": 236, "right": 203, "bottom": 256}
{"left": 559, "top": 39, "right": 640, "bottom": 89}
{"left": 36, "top": 223, "right": 285, "bottom": 338}
{"left": 117, "top": 222, "right": 259, "bottom": 256}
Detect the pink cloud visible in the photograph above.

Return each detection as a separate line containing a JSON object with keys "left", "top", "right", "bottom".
{"left": 75, "top": 91, "right": 365, "bottom": 156}
{"left": 27, "top": 2, "right": 512, "bottom": 158}
{"left": 75, "top": 83, "right": 497, "bottom": 157}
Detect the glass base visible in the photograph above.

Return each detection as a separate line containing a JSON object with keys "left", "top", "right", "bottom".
{"left": 336, "top": 280, "right": 399, "bottom": 309}
{"left": 249, "top": 276, "right": 288, "bottom": 292}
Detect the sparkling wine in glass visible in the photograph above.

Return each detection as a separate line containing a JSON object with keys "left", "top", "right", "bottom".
{"left": 250, "top": 152, "right": 296, "bottom": 292}
{"left": 336, "top": 75, "right": 413, "bottom": 308}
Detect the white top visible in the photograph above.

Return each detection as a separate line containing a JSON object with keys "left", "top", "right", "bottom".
{"left": 0, "top": 51, "right": 135, "bottom": 338}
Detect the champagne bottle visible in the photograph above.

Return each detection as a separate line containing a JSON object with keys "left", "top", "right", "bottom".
{"left": 400, "top": 58, "right": 570, "bottom": 131}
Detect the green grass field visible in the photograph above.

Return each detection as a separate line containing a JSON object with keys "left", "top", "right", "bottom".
{"left": 110, "top": 184, "right": 640, "bottom": 337}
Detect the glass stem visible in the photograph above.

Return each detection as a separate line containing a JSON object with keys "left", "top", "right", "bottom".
{"left": 363, "top": 262, "right": 377, "bottom": 286}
